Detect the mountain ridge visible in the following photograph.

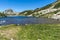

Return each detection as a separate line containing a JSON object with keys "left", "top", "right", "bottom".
{"left": 18, "top": 0, "right": 60, "bottom": 19}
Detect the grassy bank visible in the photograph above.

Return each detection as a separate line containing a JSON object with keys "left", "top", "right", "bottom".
{"left": 0, "top": 24, "right": 60, "bottom": 40}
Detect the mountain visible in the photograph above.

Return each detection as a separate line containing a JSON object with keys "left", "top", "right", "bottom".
{"left": 19, "top": 0, "right": 60, "bottom": 19}
{"left": 1, "top": 0, "right": 60, "bottom": 19}
{"left": 3, "top": 9, "right": 19, "bottom": 16}
{"left": 19, "top": 10, "right": 33, "bottom": 16}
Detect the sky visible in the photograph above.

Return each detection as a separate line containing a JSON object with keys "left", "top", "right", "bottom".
{"left": 0, "top": 0, "right": 56, "bottom": 12}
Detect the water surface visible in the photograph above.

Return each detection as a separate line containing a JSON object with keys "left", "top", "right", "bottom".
{"left": 0, "top": 16, "right": 60, "bottom": 25}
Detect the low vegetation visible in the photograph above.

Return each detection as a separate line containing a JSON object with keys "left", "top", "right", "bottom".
{"left": 19, "top": 10, "right": 33, "bottom": 16}
{"left": 40, "top": 10, "right": 60, "bottom": 18}
{"left": 54, "top": 2, "right": 60, "bottom": 8}
{"left": 40, "top": 13, "right": 54, "bottom": 18}
{"left": 0, "top": 24, "right": 60, "bottom": 40}
{"left": 0, "top": 12, "right": 7, "bottom": 17}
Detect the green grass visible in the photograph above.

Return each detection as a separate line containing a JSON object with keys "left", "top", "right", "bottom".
{"left": 54, "top": 2, "right": 60, "bottom": 8}
{"left": 40, "top": 13, "right": 54, "bottom": 18}
{"left": 0, "top": 24, "right": 60, "bottom": 40}
{"left": 40, "top": 10, "right": 60, "bottom": 18}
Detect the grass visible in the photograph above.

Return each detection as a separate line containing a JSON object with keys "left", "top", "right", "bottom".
{"left": 54, "top": 2, "right": 60, "bottom": 8}
{"left": 40, "top": 13, "right": 54, "bottom": 18}
{"left": 0, "top": 24, "right": 60, "bottom": 40}
{"left": 40, "top": 10, "right": 60, "bottom": 18}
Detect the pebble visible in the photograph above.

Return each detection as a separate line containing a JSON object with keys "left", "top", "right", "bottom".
{"left": 11, "top": 38, "right": 14, "bottom": 40}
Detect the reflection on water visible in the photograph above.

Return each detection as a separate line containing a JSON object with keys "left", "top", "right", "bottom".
{"left": 0, "top": 20, "right": 6, "bottom": 24}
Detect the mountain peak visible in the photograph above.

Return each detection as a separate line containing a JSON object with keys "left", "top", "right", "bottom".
{"left": 4, "top": 9, "right": 13, "bottom": 12}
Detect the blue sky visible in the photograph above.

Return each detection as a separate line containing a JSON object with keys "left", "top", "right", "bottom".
{"left": 0, "top": 0, "right": 56, "bottom": 12}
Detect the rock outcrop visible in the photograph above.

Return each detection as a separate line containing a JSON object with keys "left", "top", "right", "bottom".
{"left": 4, "top": 9, "right": 19, "bottom": 16}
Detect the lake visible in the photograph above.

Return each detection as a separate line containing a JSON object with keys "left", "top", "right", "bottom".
{"left": 0, "top": 16, "right": 60, "bottom": 25}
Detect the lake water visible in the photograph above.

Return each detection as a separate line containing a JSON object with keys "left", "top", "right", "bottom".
{"left": 0, "top": 16, "right": 60, "bottom": 25}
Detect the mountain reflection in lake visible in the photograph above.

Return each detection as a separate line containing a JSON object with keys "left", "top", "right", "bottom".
{"left": 0, "top": 16, "right": 60, "bottom": 25}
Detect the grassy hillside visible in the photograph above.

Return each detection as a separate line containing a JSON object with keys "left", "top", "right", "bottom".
{"left": 18, "top": 0, "right": 60, "bottom": 18}
{"left": 0, "top": 24, "right": 60, "bottom": 40}
{"left": 19, "top": 10, "right": 33, "bottom": 16}
{"left": 40, "top": 10, "right": 60, "bottom": 18}
{"left": 54, "top": 2, "right": 60, "bottom": 8}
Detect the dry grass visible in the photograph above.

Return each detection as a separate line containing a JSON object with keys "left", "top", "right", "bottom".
{"left": 0, "top": 25, "right": 21, "bottom": 40}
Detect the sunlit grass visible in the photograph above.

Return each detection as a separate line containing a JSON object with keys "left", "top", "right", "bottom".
{"left": 0, "top": 24, "right": 60, "bottom": 40}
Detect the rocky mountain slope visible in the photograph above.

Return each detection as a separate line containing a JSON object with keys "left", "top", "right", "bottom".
{"left": 3, "top": 9, "right": 19, "bottom": 16}
{"left": 19, "top": 0, "right": 60, "bottom": 19}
